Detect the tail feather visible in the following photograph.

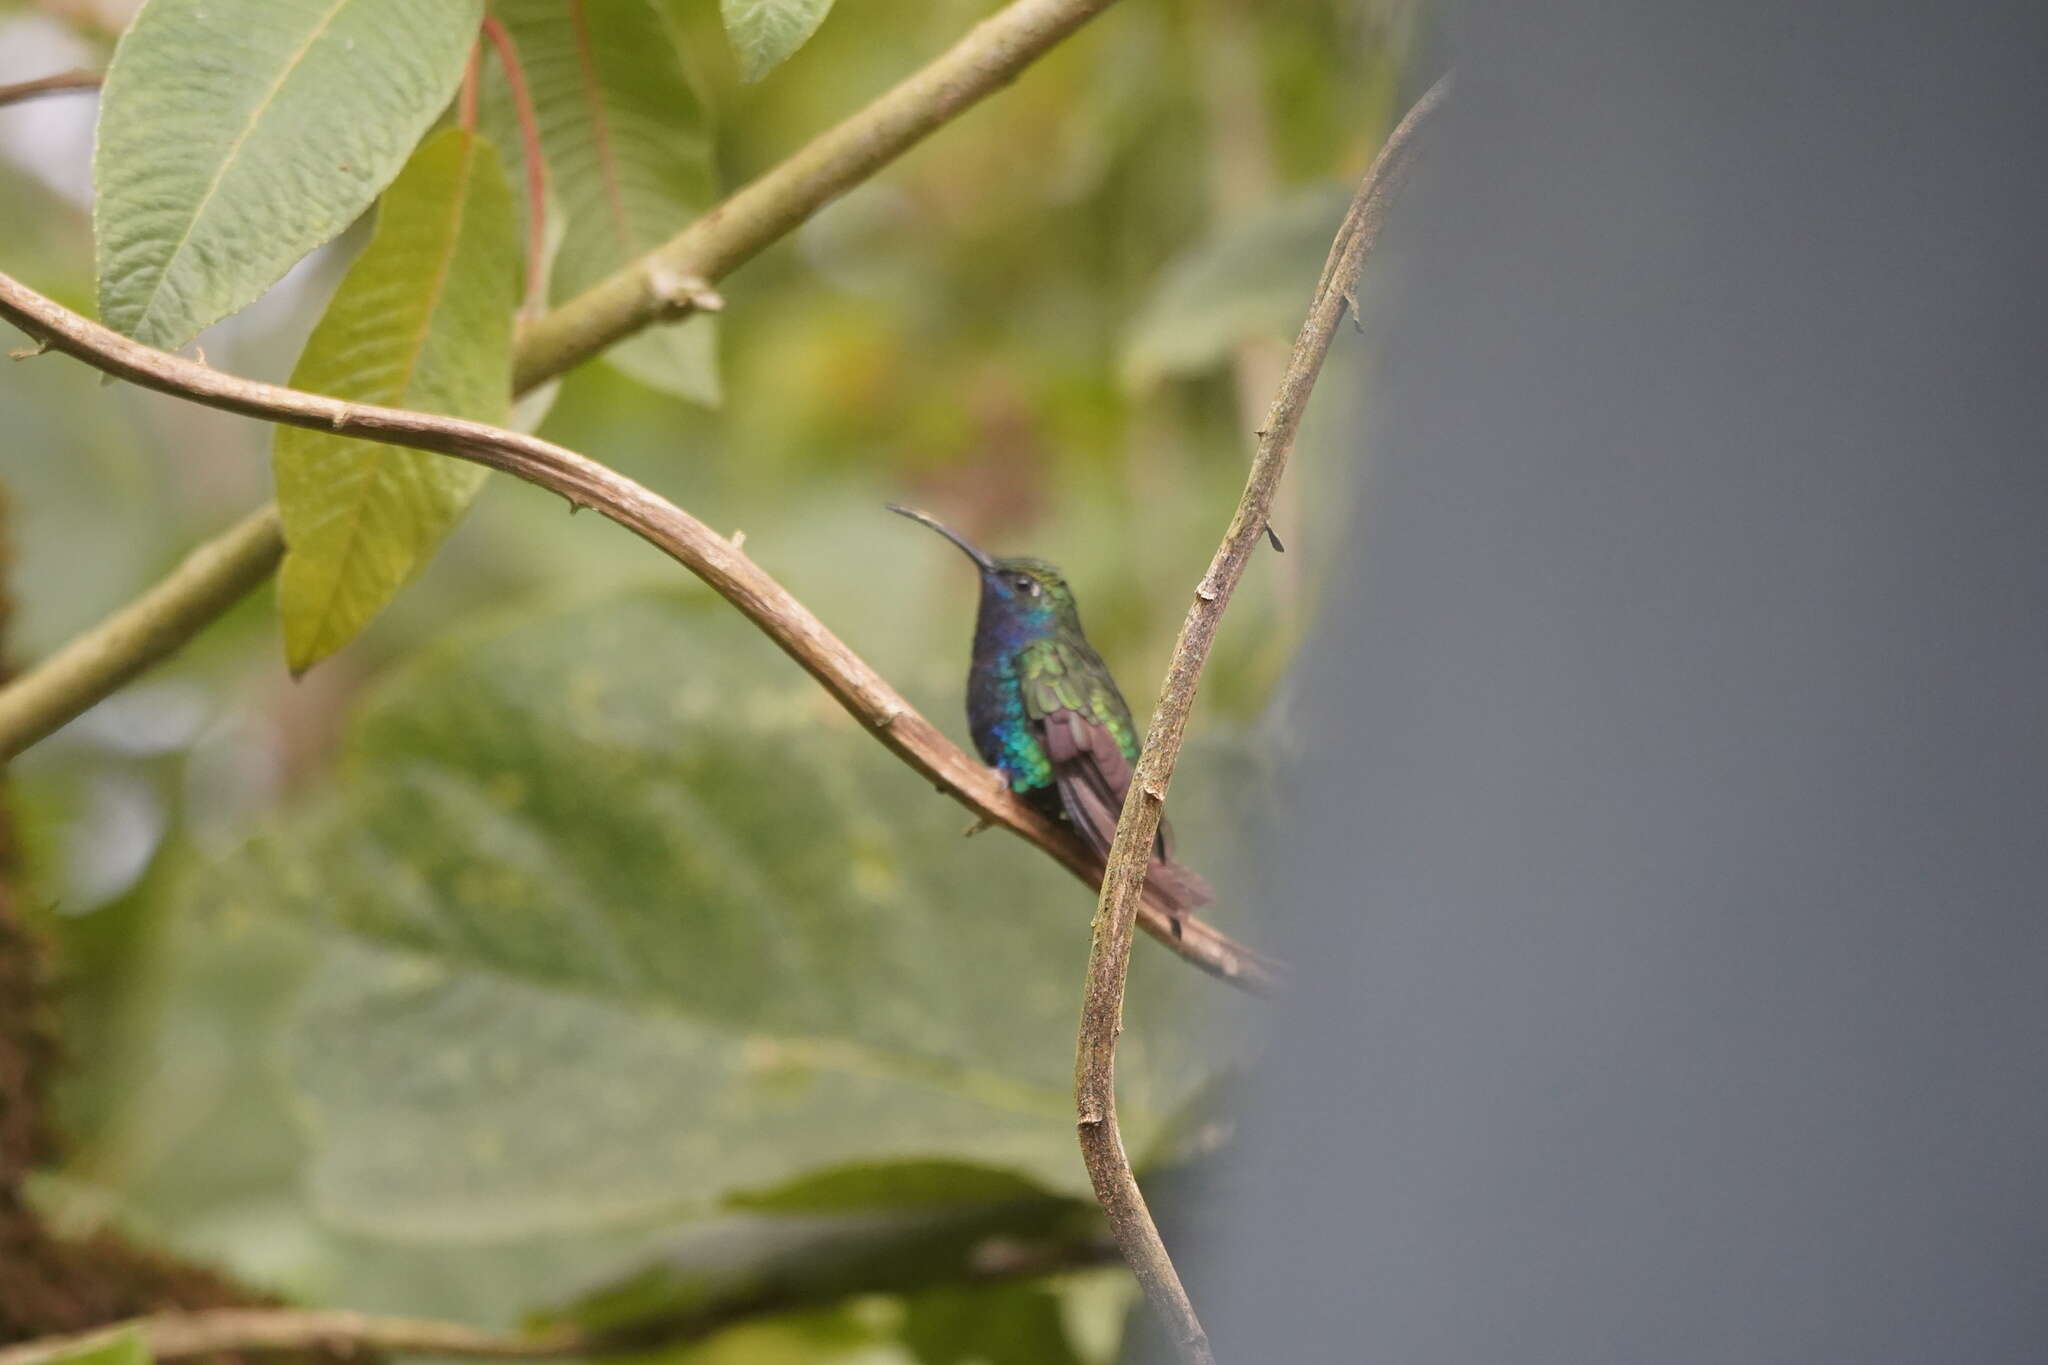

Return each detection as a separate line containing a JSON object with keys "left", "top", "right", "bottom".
{"left": 1142, "top": 856, "right": 1213, "bottom": 934}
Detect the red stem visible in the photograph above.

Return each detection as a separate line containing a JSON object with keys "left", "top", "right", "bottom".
{"left": 482, "top": 14, "right": 551, "bottom": 316}
{"left": 458, "top": 42, "right": 481, "bottom": 131}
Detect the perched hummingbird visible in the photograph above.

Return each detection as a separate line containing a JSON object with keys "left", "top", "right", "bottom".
{"left": 888, "top": 504, "right": 1212, "bottom": 926}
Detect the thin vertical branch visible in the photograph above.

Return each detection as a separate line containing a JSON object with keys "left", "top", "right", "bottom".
{"left": 1074, "top": 75, "right": 1450, "bottom": 1362}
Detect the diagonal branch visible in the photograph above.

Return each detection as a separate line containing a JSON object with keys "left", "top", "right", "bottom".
{"left": 0, "top": 0, "right": 1124, "bottom": 759}
{"left": 0, "top": 0, "right": 1122, "bottom": 765}
{"left": 510, "top": 0, "right": 1125, "bottom": 390}
{"left": 0, "top": 269, "right": 1282, "bottom": 992}
{"left": 1074, "top": 75, "right": 1451, "bottom": 1362}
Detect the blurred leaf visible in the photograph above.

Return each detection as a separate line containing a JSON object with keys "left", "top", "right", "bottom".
{"left": 22, "top": 1327, "right": 150, "bottom": 1365}
{"left": 725, "top": 1160, "right": 1050, "bottom": 1214}
{"left": 1120, "top": 182, "right": 1352, "bottom": 390}
{"left": 93, "top": 0, "right": 482, "bottom": 352}
{"left": 487, "top": 0, "right": 720, "bottom": 404}
{"left": 199, "top": 590, "right": 1244, "bottom": 1238}
{"left": 558, "top": 1194, "right": 1096, "bottom": 1343}
{"left": 272, "top": 129, "right": 518, "bottom": 674}
{"left": 899, "top": 1284, "right": 1084, "bottom": 1365}
{"left": 720, "top": 0, "right": 835, "bottom": 83}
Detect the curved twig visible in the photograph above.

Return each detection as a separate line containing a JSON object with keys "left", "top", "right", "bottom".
{"left": 1074, "top": 75, "right": 1451, "bottom": 1362}
{"left": 0, "top": 0, "right": 1124, "bottom": 763}
{"left": 0, "top": 269, "right": 1282, "bottom": 992}
{"left": 0, "top": 71, "right": 101, "bottom": 108}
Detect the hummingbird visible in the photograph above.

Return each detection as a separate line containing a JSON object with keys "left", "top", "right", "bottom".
{"left": 887, "top": 504, "right": 1212, "bottom": 926}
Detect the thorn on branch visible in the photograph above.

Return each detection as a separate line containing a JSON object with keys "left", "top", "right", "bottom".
{"left": 328, "top": 403, "right": 354, "bottom": 430}
{"left": 730, "top": 528, "right": 747, "bottom": 550}
{"left": 9, "top": 339, "right": 48, "bottom": 360}
{"left": 1264, "top": 523, "right": 1286, "bottom": 553}
{"left": 1195, "top": 583, "right": 1218, "bottom": 603}
{"left": 962, "top": 815, "right": 994, "bottom": 837}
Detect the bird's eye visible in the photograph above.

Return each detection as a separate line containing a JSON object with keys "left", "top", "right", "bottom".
{"left": 1016, "top": 576, "right": 1040, "bottom": 596}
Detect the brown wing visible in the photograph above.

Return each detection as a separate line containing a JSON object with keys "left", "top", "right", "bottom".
{"left": 1039, "top": 706, "right": 1140, "bottom": 858}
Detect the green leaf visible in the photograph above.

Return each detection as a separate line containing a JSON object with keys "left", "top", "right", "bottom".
{"left": 10, "top": 1327, "right": 150, "bottom": 1365}
{"left": 273, "top": 128, "right": 519, "bottom": 674}
{"left": 719, "top": 0, "right": 835, "bottom": 83}
{"left": 900, "top": 1284, "right": 1087, "bottom": 1365}
{"left": 484, "top": 0, "right": 720, "bottom": 404}
{"left": 203, "top": 590, "right": 1248, "bottom": 1238}
{"left": 558, "top": 1197, "right": 1097, "bottom": 1341}
{"left": 724, "top": 1160, "right": 1052, "bottom": 1214}
{"left": 94, "top": 0, "right": 484, "bottom": 352}
{"left": 1121, "top": 182, "right": 1353, "bottom": 390}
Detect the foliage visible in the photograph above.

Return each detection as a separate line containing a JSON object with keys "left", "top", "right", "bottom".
{"left": 273, "top": 128, "right": 520, "bottom": 672}
{"left": 0, "top": 0, "right": 1414, "bottom": 1358}
{"left": 94, "top": 0, "right": 482, "bottom": 352}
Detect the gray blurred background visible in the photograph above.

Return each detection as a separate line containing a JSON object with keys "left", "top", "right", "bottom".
{"left": 1194, "top": 0, "right": 2048, "bottom": 1359}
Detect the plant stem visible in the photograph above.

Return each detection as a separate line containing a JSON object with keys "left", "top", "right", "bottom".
{"left": 1073, "top": 75, "right": 1451, "bottom": 1362}
{"left": 480, "top": 15, "right": 550, "bottom": 316}
{"left": 510, "top": 0, "right": 1123, "bottom": 392}
{"left": 0, "top": 71, "right": 100, "bottom": 108}
{"left": 0, "top": 505, "right": 283, "bottom": 760}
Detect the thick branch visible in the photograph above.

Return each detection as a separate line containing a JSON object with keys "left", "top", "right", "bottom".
{"left": 511, "top": 0, "right": 1120, "bottom": 390}
{"left": 0, "top": 504, "right": 282, "bottom": 758}
{"left": 1074, "top": 75, "right": 1451, "bottom": 1363}
{"left": 0, "top": 0, "right": 1122, "bottom": 761}
{"left": 0, "top": 271, "right": 1281, "bottom": 991}
{"left": 0, "top": 71, "right": 100, "bottom": 108}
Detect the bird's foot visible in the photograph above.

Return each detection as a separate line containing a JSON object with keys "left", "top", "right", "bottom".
{"left": 961, "top": 815, "right": 995, "bottom": 838}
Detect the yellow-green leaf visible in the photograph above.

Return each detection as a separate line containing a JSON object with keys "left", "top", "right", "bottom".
{"left": 94, "top": 0, "right": 483, "bottom": 352}
{"left": 274, "top": 128, "right": 519, "bottom": 674}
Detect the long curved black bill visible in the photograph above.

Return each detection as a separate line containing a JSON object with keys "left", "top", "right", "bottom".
{"left": 885, "top": 503, "right": 998, "bottom": 573}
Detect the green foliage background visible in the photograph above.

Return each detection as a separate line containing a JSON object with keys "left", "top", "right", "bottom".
{"left": 0, "top": 0, "right": 1416, "bottom": 1357}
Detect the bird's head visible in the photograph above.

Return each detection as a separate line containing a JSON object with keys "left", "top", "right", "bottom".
{"left": 887, "top": 505, "right": 1082, "bottom": 635}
